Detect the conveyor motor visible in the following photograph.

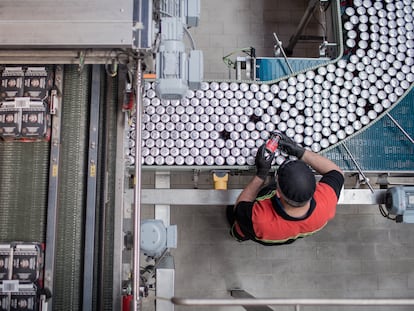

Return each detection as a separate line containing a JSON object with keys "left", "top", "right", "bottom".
{"left": 155, "top": 0, "right": 203, "bottom": 99}
{"left": 386, "top": 186, "right": 414, "bottom": 223}
{"left": 140, "top": 220, "right": 177, "bottom": 258}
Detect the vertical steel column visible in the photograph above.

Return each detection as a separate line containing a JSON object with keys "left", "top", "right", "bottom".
{"left": 133, "top": 59, "right": 144, "bottom": 311}
{"left": 43, "top": 65, "right": 64, "bottom": 311}
{"left": 83, "top": 64, "right": 102, "bottom": 311}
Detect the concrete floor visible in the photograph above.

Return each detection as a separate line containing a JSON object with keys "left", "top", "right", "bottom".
{"left": 141, "top": 171, "right": 414, "bottom": 311}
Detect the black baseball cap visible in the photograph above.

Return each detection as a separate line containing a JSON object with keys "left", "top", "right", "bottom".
{"left": 276, "top": 160, "right": 316, "bottom": 206}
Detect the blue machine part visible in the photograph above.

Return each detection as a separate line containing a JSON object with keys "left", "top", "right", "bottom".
{"left": 255, "top": 57, "right": 330, "bottom": 81}
{"left": 140, "top": 219, "right": 177, "bottom": 258}
{"left": 386, "top": 186, "right": 414, "bottom": 223}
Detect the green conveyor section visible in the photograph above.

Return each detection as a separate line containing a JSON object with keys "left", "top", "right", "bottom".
{"left": 53, "top": 65, "right": 91, "bottom": 310}
{"left": 0, "top": 142, "right": 49, "bottom": 242}
{"left": 94, "top": 70, "right": 118, "bottom": 311}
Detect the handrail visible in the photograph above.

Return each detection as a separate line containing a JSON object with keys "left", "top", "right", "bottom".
{"left": 132, "top": 58, "right": 144, "bottom": 311}
{"left": 171, "top": 297, "right": 414, "bottom": 307}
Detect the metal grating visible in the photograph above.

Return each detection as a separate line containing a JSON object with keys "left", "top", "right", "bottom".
{"left": 255, "top": 57, "right": 330, "bottom": 81}
{"left": 0, "top": 142, "right": 49, "bottom": 242}
{"left": 53, "top": 65, "right": 91, "bottom": 311}
{"left": 324, "top": 88, "right": 414, "bottom": 171}
{"left": 94, "top": 71, "right": 119, "bottom": 310}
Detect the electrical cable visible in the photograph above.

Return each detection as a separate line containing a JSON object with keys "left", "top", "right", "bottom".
{"left": 378, "top": 204, "right": 397, "bottom": 221}
{"left": 222, "top": 47, "right": 254, "bottom": 69}
{"left": 152, "top": 32, "right": 161, "bottom": 54}
{"left": 104, "top": 49, "right": 140, "bottom": 77}
{"left": 183, "top": 26, "right": 197, "bottom": 50}
{"left": 105, "top": 58, "right": 118, "bottom": 77}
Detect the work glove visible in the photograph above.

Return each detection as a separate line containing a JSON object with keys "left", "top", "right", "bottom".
{"left": 255, "top": 144, "right": 275, "bottom": 180}
{"left": 278, "top": 133, "right": 305, "bottom": 159}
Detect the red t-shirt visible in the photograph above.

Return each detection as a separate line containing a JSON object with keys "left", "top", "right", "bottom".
{"left": 234, "top": 170, "right": 344, "bottom": 245}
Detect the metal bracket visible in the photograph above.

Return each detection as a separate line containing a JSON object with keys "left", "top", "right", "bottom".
{"left": 342, "top": 143, "right": 374, "bottom": 193}
{"left": 319, "top": 41, "right": 337, "bottom": 57}
{"left": 351, "top": 173, "right": 368, "bottom": 189}
{"left": 193, "top": 169, "right": 201, "bottom": 189}
{"left": 77, "top": 50, "right": 86, "bottom": 73}
{"left": 377, "top": 174, "right": 390, "bottom": 189}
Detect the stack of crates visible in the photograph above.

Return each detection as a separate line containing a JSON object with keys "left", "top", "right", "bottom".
{"left": 0, "top": 243, "right": 44, "bottom": 311}
{"left": 0, "top": 67, "right": 52, "bottom": 141}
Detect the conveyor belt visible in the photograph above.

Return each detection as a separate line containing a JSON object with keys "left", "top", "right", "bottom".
{"left": 256, "top": 57, "right": 331, "bottom": 81}
{"left": 99, "top": 72, "right": 119, "bottom": 311}
{"left": 53, "top": 65, "right": 91, "bottom": 311}
{"left": 323, "top": 88, "right": 414, "bottom": 171}
{"left": 133, "top": 0, "right": 413, "bottom": 171}
{"left": 0, "top": 142, "right": 49, "bottom": 242}
{"left": 0, "top": 64, "right": 53, "bottom": 243}
{"left": 0, "top": 64, "right": 93, "bottom": 310}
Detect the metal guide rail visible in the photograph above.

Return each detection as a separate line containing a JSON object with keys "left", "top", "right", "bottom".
{"left": 124, "top": 0, "right": 414, "bottom": 170}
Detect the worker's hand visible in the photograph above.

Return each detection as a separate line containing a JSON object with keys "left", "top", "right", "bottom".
{"left": 255, "top": 144, "right": 274, "bottom": 180}
{"left": 278, "top": 133, "right": 305, "bottom": 159}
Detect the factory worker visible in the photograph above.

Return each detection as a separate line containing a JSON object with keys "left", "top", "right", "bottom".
{"left": 227, "top": 132, "right": 344, "bottom": 245}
